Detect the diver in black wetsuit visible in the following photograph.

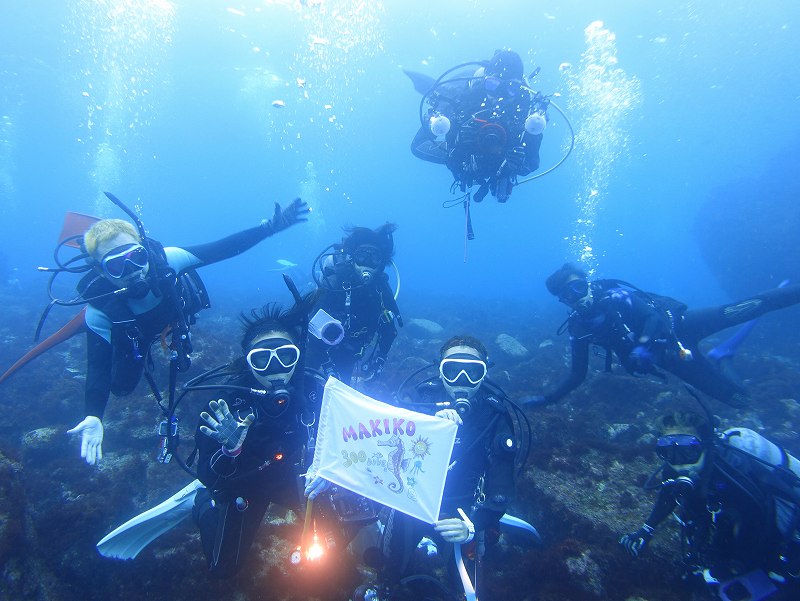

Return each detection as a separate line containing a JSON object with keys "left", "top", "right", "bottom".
{"left": 620, "top": 410, "right": 800, "bottom": 600}
{"left": 530, "top": 263, "right": 800, "bottom": 408}
{"left": 192, "top": 302, "right": 322, "bottom": 579}
{"left": 67, "top": 198, "right": 309, "bottom": 465}
{"left": 360, "top": 335, "right": 523, "bottom": 601}
{"left": 306, "top": 223, "right": 402, "bottom": 387}
{"left": 409, "top": 49, "right": 544, "bottom": 203}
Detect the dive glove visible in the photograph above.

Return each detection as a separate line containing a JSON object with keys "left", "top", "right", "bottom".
{"left": 434, "top": 408, "right": 463, "bottom": 426}
{"left": 67, "top": 416, "right": 104, "bottom": 466}
{"left": 619, "top": 523, "right": 655, "bottom": 557}
{"left": 261, "top": 198, "right": 310, "bottom": 235}
{"left": 199, "top": 399, "right": 254, "bottom": 455}
{"left": 304, "top": 474, "right": 332, "bottom": 500}
{"left": 434, "top": 508, "right": 475, "bottom": 544}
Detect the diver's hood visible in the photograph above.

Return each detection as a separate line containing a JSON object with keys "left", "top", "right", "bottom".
{"left": 487, "top": 50, "right": 524, "bottom": 79}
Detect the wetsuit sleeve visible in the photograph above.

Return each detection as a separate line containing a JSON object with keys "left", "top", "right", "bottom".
{"left": 472, "top": 416, "right": 517, "bottom": 531}
{"left": 520, "top": 133, "right": 542, "bottom": 174}
{"left": 543, "top": 335, "right": 590, "bottom": 404}
{"left": 173, "top": 224, "right": 275, "bottom": 270}
{"left": 645, "top": 485, "right": 678, "bottom": 528}
{"left": 84, "top": 329, "right": 113, "bottom": 419}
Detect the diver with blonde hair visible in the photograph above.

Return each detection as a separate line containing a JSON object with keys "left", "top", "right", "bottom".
{"left": 67, "top": 194, "right": 309, "bottom": 465}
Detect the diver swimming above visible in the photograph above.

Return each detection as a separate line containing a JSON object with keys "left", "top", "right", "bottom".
{"left": 407, "top": 49, "right": 551, "bottom": 203}
{"left": 527, "top": 263, "right": 800, "bottom": 408}
{"left": 60, "top": 194, "right": 309, "bottom": 465}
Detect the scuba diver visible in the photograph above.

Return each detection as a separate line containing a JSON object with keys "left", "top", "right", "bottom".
{"left": 529, "top": 263, "right": 800, "bottom": 408}
{"left": 60, "top": 194, "right": 309, "bottom": 465}
{"left": 192, "top": 301, "right": 322, "bottom": 578}
{"left": 96, "top": 292, "right": 377, "bottom": 586}
{"left": 407, "top": 49, "right": 555, "bottom": 203}
{"left": 306, "top": 223, "right": 402, "bottom": 387}
{"left": 356, "top": 335, "right": 531, "bottom": 601}
{"left": 620, "top": 409, "right": 800, "bottom": 600}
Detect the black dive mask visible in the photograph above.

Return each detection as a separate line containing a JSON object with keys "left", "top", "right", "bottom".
{"left": 656, "top": 434, "right": 704, "bottom": 465}
{"left": 559, "top": 278, "right": 589, "bottom": 305}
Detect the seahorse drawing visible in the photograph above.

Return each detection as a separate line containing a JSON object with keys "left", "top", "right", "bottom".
{"left": 377, "top": 434, "right": 405, "bottom": 493}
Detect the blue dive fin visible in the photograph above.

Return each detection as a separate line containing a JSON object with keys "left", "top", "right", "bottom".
{"left": 403, "top": 69, "right": 436, "bottom": 95}
{"left": 96, "top": 479, "right": 203, "bottom": 560}
{"left": 500, "top": 513, "right": 542, "bottom": 543}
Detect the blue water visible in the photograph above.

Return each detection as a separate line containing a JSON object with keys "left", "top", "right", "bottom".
{"left": 2, "top": 0, "right": 798, "bottom": 313}
{"left": 2, "top": 3, "right": 800, "bottom": 600}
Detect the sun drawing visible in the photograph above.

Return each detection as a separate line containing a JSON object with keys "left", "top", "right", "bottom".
{"left": 411, "top": 435, "right": 432, "bottom": 459}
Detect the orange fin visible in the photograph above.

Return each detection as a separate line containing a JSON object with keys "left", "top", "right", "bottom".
{"left": 0, "top": 308, "right": 87, "bottom": 384}
{"left": 60, "top": 212, "right": 101, "bottom": 248}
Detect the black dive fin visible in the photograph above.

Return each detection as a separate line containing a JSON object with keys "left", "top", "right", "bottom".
{"left": 403, "top": 69, "right": 436, "bottom": 95}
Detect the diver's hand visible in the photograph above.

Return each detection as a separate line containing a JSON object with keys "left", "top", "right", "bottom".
{"left": 619, "top": 524, "right": 654, "bottom": 558}
{"left": 434, "top": 409, "right": 463, "bottom": 426}
{"left": 262, "top": 198, "right": 310, "bottom": 235}
{"left": 434, "top": 516, "right": 474, "bottom": 544}
{"left": 304, "top": 474, "right": 332, "bottom": 500}
{"left": 67, "top": 416, "right": 104, "bottom": 465}
{"left": 629, "top": 345, "right": 655, "bottom": 373}
{"left": 199, "top": 399, "right": 254, "bottom": 455}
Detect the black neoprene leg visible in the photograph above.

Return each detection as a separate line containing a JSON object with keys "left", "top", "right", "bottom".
{"left": 665, "top": 353, "right": 746, "bottom": 406}
{"left": 679, "top": 283, "right": 800, "bottom": 345}
{"left": 194, "top": 490, "right": 270, "bottom": 579}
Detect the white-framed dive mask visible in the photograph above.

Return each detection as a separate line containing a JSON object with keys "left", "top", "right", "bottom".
{"left": 439, "top": 350, "right": 487, "bottom": 400}
{"left": 246, "top": 339, "right": 300, "bottom": 388}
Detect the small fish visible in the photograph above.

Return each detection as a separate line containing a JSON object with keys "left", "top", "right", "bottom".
{"left": 272, "top": 99, "right": 286, "bottom": 108}
{"left": 264, "top": 259, "right": 299, "bottom": 272}
{"left": 296, "top": 77, "right": 306, "bottom": 88}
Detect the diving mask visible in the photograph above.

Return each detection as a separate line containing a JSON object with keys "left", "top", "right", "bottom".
{"left": 353, "top": 245, "right": 384, "bottom": 270}
{"left": 246, "top": 339, "right": 300, "bottom": 390}
{"left": 439, "top": 357, "right": 488, "bottom": 385}
{"left": 558, "top": 278, "right": 589, "bottom": 303}
{"left": 484, "top": 75, "right": 520, "bottom": 98}
{"left": 439, "top": 351, "right": 487, "bottom": 400}
{"left": 246, "top": 343, "right": 300, "bottom": 373}
{"left": 656, "top": 434, "right": 704, "bottom": 466}
{"left": 101, "top": 244, "right": 149, "bottom": 279}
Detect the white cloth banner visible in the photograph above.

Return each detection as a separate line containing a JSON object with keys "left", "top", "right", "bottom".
{"left": 310, "top": 377, "right": 457, "bottom": 524}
